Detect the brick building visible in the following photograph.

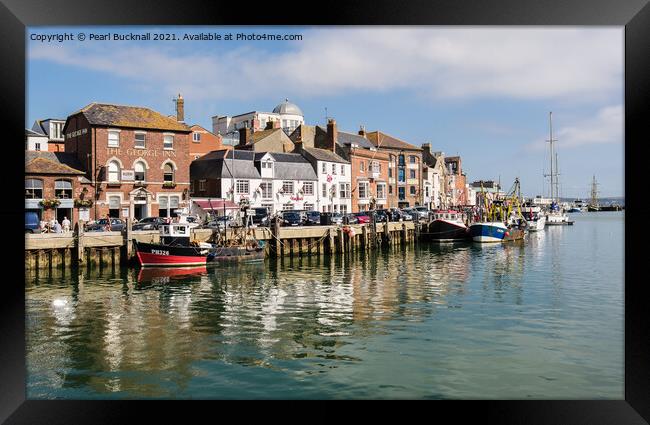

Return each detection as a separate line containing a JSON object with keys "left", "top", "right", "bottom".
{"left": 31, "top": 118, "right": 66, "bottom": 152}
{"left": 189, "top": 124, "right": 228, "bottom": 160}
{"left": 62, "top": 102, "right": 192, "bottom": 222}
{"left": 290, "top": 120, "right": 391, "bottom": 212}
{"left": 25, "top": 151, "right": 92, "bottom": 224}
{"left": 365, "top": 131, "right": 423, "bottom": 208}
{"left": 444, "top": 156, "right": 468, "bottom": 206}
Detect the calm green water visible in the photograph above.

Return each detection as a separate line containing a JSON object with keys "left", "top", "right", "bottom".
{"left": 26, "top": 212, "right": 624, "bottom": 399}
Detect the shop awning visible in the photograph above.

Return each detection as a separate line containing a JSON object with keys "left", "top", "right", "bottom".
{"left": 193, "top": 199, "right": 239, "bottom": 210}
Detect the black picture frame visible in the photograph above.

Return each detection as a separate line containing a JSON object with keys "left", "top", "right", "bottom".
{"left": 4, "top": 0, "right": 648, "bottom": 422}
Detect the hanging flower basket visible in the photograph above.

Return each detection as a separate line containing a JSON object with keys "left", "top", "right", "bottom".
{"left": 39, "top": 199, "right": 61, "bottom": 209}
{"left": 74, "top": 198, "right": 94, "bottom": 208}
{"left": 163, "top": 182, "right": 176, "bottom": 188}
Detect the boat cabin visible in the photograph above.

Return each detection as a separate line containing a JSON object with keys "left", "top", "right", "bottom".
{"left": 160, "top": 223, "right": 192, "bottom": 246}
{"left": 432, "top": 210, "right": 463, "bottom": 222}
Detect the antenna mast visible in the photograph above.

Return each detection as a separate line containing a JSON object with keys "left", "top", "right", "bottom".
{"left": 543, "top": 111, "right": 558, "bottom": 201}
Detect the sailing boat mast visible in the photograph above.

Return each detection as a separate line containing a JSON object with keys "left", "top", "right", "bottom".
{"left": 544, "top": 111, "right": 559, "bottom": 202}
{"left": 590, "top": 175, "right": 599, "bottom": 207}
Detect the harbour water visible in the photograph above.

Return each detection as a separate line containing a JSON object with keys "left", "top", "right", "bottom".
{"left": 26, "top": 212, "right": 624, "bottom": 399}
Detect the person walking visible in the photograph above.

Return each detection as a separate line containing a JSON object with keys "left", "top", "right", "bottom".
{"left": 104, "top": 214, "right": 112, "bottom": 231}
{"left": 62, "top": 216, "right": 71, "bottom": 233}
{"left": 52, "top": 219, "right": 62, "bottom": 233}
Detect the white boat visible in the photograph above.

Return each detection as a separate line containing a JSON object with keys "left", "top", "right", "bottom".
{"left": 543, "top": 112, "right": 571, "bottom": 226}
{"left": 522, "top": 204, "right": 546, "bottom": 231}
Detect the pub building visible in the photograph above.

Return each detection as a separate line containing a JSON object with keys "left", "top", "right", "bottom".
{"left": 62, "top": 99, "right": 192, "bottom": 222}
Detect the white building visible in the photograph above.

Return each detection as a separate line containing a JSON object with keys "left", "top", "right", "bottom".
{"left": 25, "top": 129, "right": 49, "bottom": 151}
{"left": 190, "top": 150, "right": 318, "bottom": 215}
{"left": 297, "top": 146, "right": 352, "bottom": 214}
{"left": 31, "top": 118, "right": 66, "bottom": 151}
{"left": 212, "top": 99, "right": 305, "bottom": 142}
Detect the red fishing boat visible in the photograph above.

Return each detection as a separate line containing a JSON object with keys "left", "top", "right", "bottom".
{"left": 134, "top": 223, "right": 212, "bottom": 267}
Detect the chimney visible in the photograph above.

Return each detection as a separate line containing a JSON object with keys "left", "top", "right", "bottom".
{"left": 293, "top": 139, "right": 304, "bottom": 153}
{"left": 238, "top": 127, "right": 250, "bottom": 147}
{"left": 175, "top": 93, "right": 184, "bottom": 122}
{"left": 250, "top": 118, "right": 259, "bottom": 131}
{"left": 326, "top": 118, "right": 338, "bottom": 152}
{"left": 358, "top": 125, "right": 366, "bottom": 137}
{"left": 265, "top": 120, "right": 274, "bottom": 130}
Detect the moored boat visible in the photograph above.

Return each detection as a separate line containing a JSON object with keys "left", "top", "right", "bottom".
{"left": 522, "top": 204, "right": 546, "bottom": 231}
{"left": 134, "top": 223, "right": 211, "bottom": 267}
{"left": 469, "top": 221, "right": 508, "bottom": 243}
{"left": 427, "top": 210, "right": 470, "bottom": 242}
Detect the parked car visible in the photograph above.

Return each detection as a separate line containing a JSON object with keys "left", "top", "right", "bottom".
{"left": 400, "top": 209, "right": 414, "bottom": 221}
{"left": 85, "top": 218, "right": 126, "bottom": 232}
{"left": 201, "top": 216, "right": 237, "bottom": 231}
{"left": 343, "top": 214, "right": 359, "bottom": 225}
{"left": 412, "top": 206, "right": 430, "bottom": 221}
{"left": 353, "top": 212, "right": 371, "bottom": 224}
{"left": 331, "top": 213, "right": 344, "bottom": 225}
{"left": 371, "top": 209, "right": 388, "bottom": 223}
{"left": 179, "top": 215, "right": 200, "bottom": 228}
{"left": 250, "top": 207, "right": 270, "bottom": 227}
{"left": 386, "top": 208, "right": 404, "bottom": 222}
{"left": 304, "top": 210, "right": 321, "bottom": 226}
{"left": 25, "top": 211, "right": 41, "bottom": 234}
{"left": 132, "top": 217, "right": 167, "bottom": 231}
{"left": 281, "top": 211, "right": 304, "bottom": 226}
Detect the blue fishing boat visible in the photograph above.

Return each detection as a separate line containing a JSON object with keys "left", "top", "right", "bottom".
{"left": 468, "top": 221, "right": 508, "bottom": 243}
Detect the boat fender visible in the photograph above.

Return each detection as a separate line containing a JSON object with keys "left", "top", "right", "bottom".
{"left": 505, "top": 231, "right": 509, "bottom": 237}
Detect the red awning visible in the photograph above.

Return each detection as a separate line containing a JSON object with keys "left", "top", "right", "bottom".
{"left": 193, "top": 199, "right": 239, "bottom": 210}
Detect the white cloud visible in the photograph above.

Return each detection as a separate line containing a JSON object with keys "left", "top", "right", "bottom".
{"left": 525, "top": 105, "right": 623, "bottom": 151}
{"left": 28, "top": 27, "right": 623, "bottom": 103}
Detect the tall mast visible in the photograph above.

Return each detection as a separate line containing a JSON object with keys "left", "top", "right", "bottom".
{"left": 544, "top": 111, "right": 558, "bottom": 201}
{"left": 590, "top": 175, "right": 599, "bottom": 206}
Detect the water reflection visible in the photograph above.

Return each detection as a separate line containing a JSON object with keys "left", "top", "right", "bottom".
{"left": 26, "top": 215, "right": 624, "bottom": 399}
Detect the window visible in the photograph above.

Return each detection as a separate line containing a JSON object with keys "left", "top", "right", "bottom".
{"left": 398, "top": 187, "right": 406, "bottom": 200}
{"left": 340, "top": 204, "right": 348, "bottom": 214}
{"left": 260, "top": 182, "right": 272, "bottom": 199}
{"left": 332, "top": 164, "right": 336, "bottom": 174}
{"left": 109, "top": 196, "right": 121, "bottom": 218}
{"left": 304, "top": 203, "right": 314, "bottom": 211}
{"left": 25, "top": 179, "right": 43, "bottom": 199}
{"left": 158, "top": 195, "right": 180, "bottom": 218}
{"left": 236, "top": 180, "right": 249, "bottom": 195}
{"left": 377, "top": 183, "right": 386, "bottom": 199}
{"left": 163, "top": 134, "right": 174, "bottom": 150}
{"left": 341, "top": 165, "right": 345, "bottom": 175}
{"left": 135, "top": 132, "right": 146, "bottom": 148}
{"left": 322, "top": 183, "right": 327, "bottom": 197}
{"left": 108, "top": 130, "right": 120, "bottom": 147}
{"left": 35, "top": 143, "right": 41, "bottom": 151}
{"left": 193, "top": 132, "right": 201, "bottom": 142}
{"left": 388, "top": 168, "right": 393, "bottom": 178}
{"left": 398, "top": 168, "right": 405, "bottom": 182}
{"left": 360, "top": 162, "right": 365, "bottom": 172}
{"left": 398, "top": 154, "right": 405, "bottom": 166}
{"left": 134, "top": 161, "right": 146, "bottom": 181}
{"left": 410, "top": 155, "right": 416, "bottom": 164}
{"left": 410, "top": 186, "right": 417, "bottom": 195}
{"left": 51, "top": 122, "right": 64, "bottom": 140}
{"left": 282, "top": 181, "right": 294, "bottom": 194}
{"left": 339, "top": 183, "right": 351, "bottom": 199}
{"left": 163, "top": 163, "right": 174, "bottom": 182}
{"left": 282, "top": 203, "right": 293, "bottom": 211}
{"left": 199, "top": 180, "right": 207, "bottom": 191}
{"left": 322, "top": 163, "right": 327, "bottom": 173}
{"left": 107, "top": 161, "right": 120, "bottom": 182}
{"left": 389, "top": 185, "right": 393, "bottom": 194}
{"left": 410, "top": 169, "right": 416, "bottom": 179}
{"left": 358, "top": 182, "right": 369, "bottom": 199}
{"left": 261, "top": 203, "right": 273, "bottom": 214}
{"left": 302, "top": 182, "right": 314, "bottom": 195}
{"left": 262, "top": 161, "right": 273, "bottom": 169}
{"left": 55, "top": 180, "right": 72, "bottom": 199}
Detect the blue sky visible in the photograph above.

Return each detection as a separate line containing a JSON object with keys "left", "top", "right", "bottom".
{"left": 27, "top": 26, "right": 624, "bottom": 198}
